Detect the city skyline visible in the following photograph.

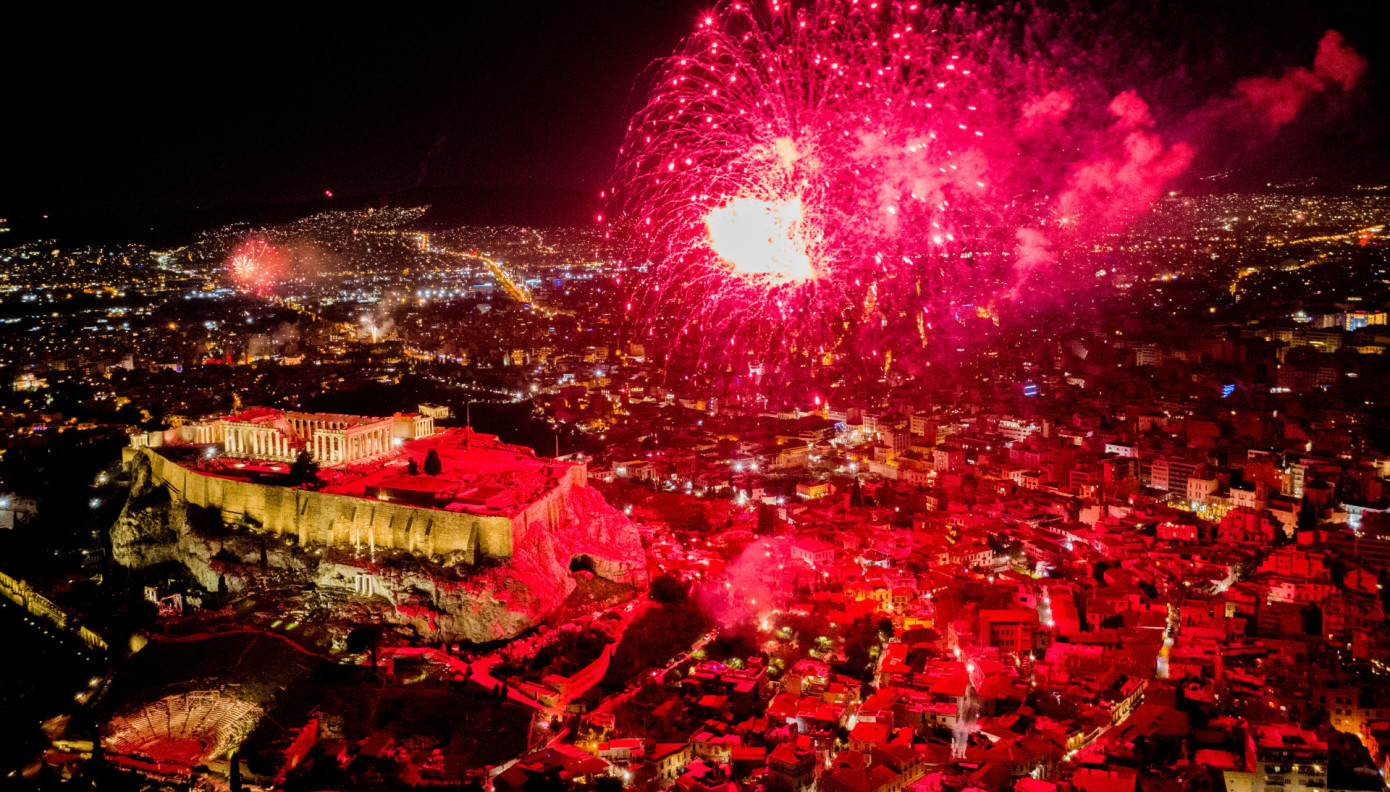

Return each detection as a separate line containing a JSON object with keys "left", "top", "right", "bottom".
{"left": 3, "top": 3, "right": 1390, "bottom": 790}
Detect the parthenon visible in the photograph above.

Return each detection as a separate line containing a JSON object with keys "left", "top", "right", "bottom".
{"left": 217, "top": 409, "right": 434, "bottom": 467}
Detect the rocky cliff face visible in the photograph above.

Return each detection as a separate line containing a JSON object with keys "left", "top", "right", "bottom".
{"left": 110, "top": 452, "right": 184, "bottom": 570}
{"left": 111, "top": 451, "right": 647, "bottom": 642}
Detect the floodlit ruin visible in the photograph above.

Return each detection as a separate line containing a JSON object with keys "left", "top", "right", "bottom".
{"left": 112, "top": 411, "right": 646, "bottom": 643}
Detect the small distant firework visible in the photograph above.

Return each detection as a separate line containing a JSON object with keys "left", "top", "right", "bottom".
{"left": 227, "top": 240, "right": 284, "bottom": 293}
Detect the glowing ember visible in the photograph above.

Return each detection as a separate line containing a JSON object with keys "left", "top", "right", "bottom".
{"left": 705, "top": 196, "right": 815, "bottom": 282}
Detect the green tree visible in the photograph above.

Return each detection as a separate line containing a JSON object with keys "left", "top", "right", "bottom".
{"left": 424, "top": 448, "right": 443, "bottom": 476}
{"left": 600, "top": 601, "right": 711, "bottom": 693}
{"left": 289, "top": 450, "right": 319, "bottom": 487}
{"left": 1092, "top": 560, "right": 1110, "bottom": 584}
{"left": 685, "top": 508, "right": 711, "bottom": 533}
{"left": 756, "top": 502, "right": 776, "bottom": 535}
{"left": 348, "top": 624, "right": 384, "bottom": 669}
{"left": 407, "top": 457, "right": 419, "bottom": 476}
{"left": 1296, "top": 498, "right": 1317, "bottom": 535}
{"left": 1326, "top": 557, "right": 1348, "bottom": 590}
{"left": 835, "top": 616, "right": 883, "bottom": 683}
{"left": 656, "top": 495, "right": 710, "bottom": 533}
{"left": 877, "top": 616, "right": 895, "bottom": 639}
{"left": 650, "top": 572, "right": 689, "bottom": 604}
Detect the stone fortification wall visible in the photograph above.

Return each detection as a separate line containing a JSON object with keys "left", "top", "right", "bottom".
{"left": 114, "top": 448, "right": 645, "bottom": 643}
{"left": 0, "top": 569, "right": 108, "bottom": 651}
{"left": 139, "top": 448, "right": 515, "bottom": 562}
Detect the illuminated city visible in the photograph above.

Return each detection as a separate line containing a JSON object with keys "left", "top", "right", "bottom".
{"left": 1, "top": 3, "right": 1389, "bottom": 792}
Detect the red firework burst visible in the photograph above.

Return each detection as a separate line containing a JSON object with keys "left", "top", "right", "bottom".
{"left": 227, "top": 240, "right": 284, "bottom": 294}
{"left": 608, "top": 1, "right": 1364, "bottom": 368}
{"left": 610, "top": 0, "right": 1046, "bottom": 363}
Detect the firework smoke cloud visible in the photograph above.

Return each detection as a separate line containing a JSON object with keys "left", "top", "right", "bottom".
{"left": 608, "top": 0, "right": 1366, "bottom": 367}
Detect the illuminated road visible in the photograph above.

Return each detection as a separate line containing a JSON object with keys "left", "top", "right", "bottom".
{"left": 379, "top": 597, "right": 646, "bottom": 720}
{"left": 1228, "top": 224, "right": 1381, "bottom": 295}
{"left": 1271, "top": 224, "right": 1382, "bottom": 248}
{"left": 434, "top": 246, "right": 549, "bottom": 315}
{"left": 357, "top": 229, "right": 558, "bottom": 316}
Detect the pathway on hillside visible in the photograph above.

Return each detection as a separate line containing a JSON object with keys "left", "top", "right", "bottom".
{"left": 381, "top": 596, "right": 651, "bottom": 719}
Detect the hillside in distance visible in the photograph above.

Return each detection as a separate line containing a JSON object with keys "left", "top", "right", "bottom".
{"left": 5, "top": 183, "right": 599, "bottom": 247}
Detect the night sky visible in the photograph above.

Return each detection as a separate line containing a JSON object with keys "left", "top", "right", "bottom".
{"left": 2, "top": 1, "right": 1386, "bottom": 226}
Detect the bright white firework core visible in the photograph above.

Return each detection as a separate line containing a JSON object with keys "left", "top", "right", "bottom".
{"left": 705, "top": 196, "right": 815, "bottom": 283}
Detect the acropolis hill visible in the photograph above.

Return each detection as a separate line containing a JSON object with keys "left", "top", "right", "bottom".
{"left": 111, "top": 409, "right": 646, "bottom": 642}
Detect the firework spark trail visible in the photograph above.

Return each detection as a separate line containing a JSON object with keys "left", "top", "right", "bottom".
{"left": 226, "top": 237, "right": 342, "bottom": 298}
{"left": 611, "top": 0, "right": 1027, "bottom": 368}
{"left": 609, "top": 1, "right": 1366, "bottom": 370}
{"left": 227, "top": 240, "right": 284, "bottom": 294}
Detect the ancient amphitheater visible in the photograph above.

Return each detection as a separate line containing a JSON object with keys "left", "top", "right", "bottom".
{"left": 104, "top": 690, "right": 261, "bottom": 774}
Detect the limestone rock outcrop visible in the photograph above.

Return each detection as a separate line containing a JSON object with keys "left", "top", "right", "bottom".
{"left": 111, "top": 450, "right": 647, "bottom": 642}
